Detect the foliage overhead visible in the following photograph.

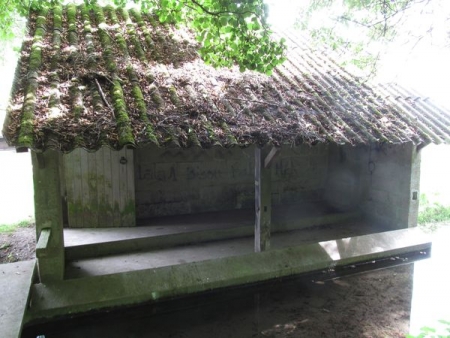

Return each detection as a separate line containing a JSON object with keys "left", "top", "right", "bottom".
{"left": 0, "top": 0, "right": 286, "bottom": 74}
{"left": 295, "top": 0, "right": 450, "bottom": 77}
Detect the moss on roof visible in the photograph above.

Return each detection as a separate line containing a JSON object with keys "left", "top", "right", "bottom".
{"left": 3, "top": 5, "right": 450, "bottom": 152}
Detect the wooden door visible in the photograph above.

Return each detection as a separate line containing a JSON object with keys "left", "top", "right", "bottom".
{"left": 63, "top": 147, "right": 135, "bottom": 227}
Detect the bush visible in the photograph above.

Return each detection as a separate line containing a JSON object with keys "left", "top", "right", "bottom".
{"left": 418, "top": 193, "right": 450, "bottom": 225}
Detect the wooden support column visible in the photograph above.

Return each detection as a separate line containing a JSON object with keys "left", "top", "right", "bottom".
{"left": 255, "top": 146, "right": 279, "bottom": 252}
{"left": 32, "top": 150, "right": 65, "bottom": 283}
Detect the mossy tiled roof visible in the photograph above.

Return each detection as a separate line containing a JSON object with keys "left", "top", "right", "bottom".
{"left": 3, "top": 4, "right": 450, "bottom": 152}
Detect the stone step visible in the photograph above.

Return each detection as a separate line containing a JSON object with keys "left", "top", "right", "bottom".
{"left": 0, "top": 260, "right": 36, "bottom": 338}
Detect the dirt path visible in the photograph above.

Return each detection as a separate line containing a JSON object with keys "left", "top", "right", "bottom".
{"left": 0, "top": 225, "right": 35, "bottom": 264}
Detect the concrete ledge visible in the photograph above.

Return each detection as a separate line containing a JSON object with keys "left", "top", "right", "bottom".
{"left": 0, "top": 260, "right": 36, "bottom": 338}
{"left": 27, "top": 228, "right": 430, "bottom": 322}
{"left": 65, "top": 212, "right": 360, "bottom": 260}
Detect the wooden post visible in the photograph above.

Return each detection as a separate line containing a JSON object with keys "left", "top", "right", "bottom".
{"left": 32, "top": 150, "right": 65, "bottom": 282}
{"left": 255, "top": 147, "right": 278, "bottom": 252}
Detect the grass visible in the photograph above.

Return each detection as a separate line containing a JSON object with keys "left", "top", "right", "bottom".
{"left": 418, "top": 193, "right": 450, "bottom": 232}
{"left": 407, "top": 319, "right": 450, "bottom": 338}
{"left": 0, "top": 218, "right": 34, "bottom": 233}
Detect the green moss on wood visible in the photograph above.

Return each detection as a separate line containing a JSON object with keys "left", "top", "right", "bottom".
{"left": 221, "top": 121, "right": 238, "bottom": 146}
{"left": 149, "top": 83, "right": 163, "bottom": 107}
{"left": 53, "top": 5, "right": 63, "bottom": 31}
{"left": 169, "top": 86, "right": 181, "bottom": 107}
{"left": 93, "top": 5, "right": 117, "bottom": 72}
{"left": 68, "top": 198, "right": 135, "bottom": 227}
{"left": 188, "top": 129, "right": 201, "bottom": 147}
{"left": 35, "top": 7, "right": 48, "bottom": 31}
{"left": 69, "top": 81, "right": 83, "bottom": 120}
{"left": 111, "top": 80, "right": 134, "bottom": 146}
{"left": 80, "top": 4, "right": 95, "bottom": 68}
{"left": 91, "top": 84, "right": 105, "bottom": 112}
{"left": 119, "top": 8, "right": 146, "bottom": 61}
{"left": 50, "top": 5, "right": 63, "bottom": 72}
{"left": 107, "top": 6, "right": 129, "bottom": 56}
{"left": 67, "top": 3, "right": 77, "bottom": 27}
{"left": 29, "top": 8, "right": 48, "bottom": 71}
{"left": 129, "top": 8, "right": 158, "bottom": 61}
{"left": 204, "top": 120, "right": 220, "bottom": 145}
{"left": 130, "top": 80, "right": 159, "bottom": 145}
{"left": 67, "top": 4, "right": 78, "bottom": 46}
{"left": 18, "top": 79, "right": 38, "bottom": 146}
{"left": 166, "top": 126, "right": 181, "bottom": 147}
{"left": 18, "top": 7, "right": 50, "bottom": 147}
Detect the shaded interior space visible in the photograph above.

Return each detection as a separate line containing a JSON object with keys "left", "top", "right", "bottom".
{"left": 59, "top": 141, "right": 422, "bottom": 279}
{"left": 21, "top": 141, "right": 429, "bottom": 325}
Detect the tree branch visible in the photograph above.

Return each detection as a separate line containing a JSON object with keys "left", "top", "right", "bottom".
{"left": 189, "top": 0, "right": 258, "bottom": 17}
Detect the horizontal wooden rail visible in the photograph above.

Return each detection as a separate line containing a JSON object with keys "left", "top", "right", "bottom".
{"left": 36, "top": 228, "right": 51, "bottom": 258}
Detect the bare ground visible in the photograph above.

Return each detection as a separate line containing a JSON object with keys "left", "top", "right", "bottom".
{"left": 0, "top": 225, "right": 35, "bottom": 264}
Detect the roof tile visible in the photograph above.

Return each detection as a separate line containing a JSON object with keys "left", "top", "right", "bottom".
{"left": 3, "top": 5, "right": 450, "bottom": 152}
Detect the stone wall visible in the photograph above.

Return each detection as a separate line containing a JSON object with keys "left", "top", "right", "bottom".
{"left": 134, "top": 144, "right": 328, "bottom": 219}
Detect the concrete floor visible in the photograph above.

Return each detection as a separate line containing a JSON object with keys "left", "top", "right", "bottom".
{"left": 64, "top": 220, "right": 389, "bottom": 279}
{"left": 27, "top": 226, "right": 431, "bottom": 322}
{"left": 0, "top": 260, "right": 35, "bottom": 338}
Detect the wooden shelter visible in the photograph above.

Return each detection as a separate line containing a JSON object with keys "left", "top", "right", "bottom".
{"left": 3, "top": 4, "right": 450, "bottom": 322}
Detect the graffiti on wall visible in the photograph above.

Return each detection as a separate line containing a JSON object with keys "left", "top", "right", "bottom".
{"left": 137, "top": 164, "right": 223, "bottom": 182}
{"left": 137, "top": 164, "right": 177, "bottom": 182}
{"left": 137, "top": 157, "right": 315, "bottom": 183}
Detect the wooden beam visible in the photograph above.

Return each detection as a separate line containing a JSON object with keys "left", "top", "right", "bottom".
{"left": 36, "top": 228, "right": 51, "bottom": 258}
{"left": 264, "top": 146, "right": 280, "bottom": 169}
{"left": 255, "top": 147, "right": 272, "bottom": 252}
{"left": 32, "top": 150, "right": 65, "bottom": 283}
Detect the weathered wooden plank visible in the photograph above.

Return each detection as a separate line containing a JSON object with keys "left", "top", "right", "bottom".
{"left": 80, "top": 149, "right": 91, "bottom": 227}
{"left": 96, "top": 148, "right": 106, "bottom": 227}
{"left": 36, "top": 228, "right": 51, "bottom": 258}
{"left": 64, "top": 153, "right": 74, "bottom": 227}
{"left": 264, "top": 146, "right": 280, "bottom": 169}
{"left": 118, "top": 148, "right": 130, "bottom": 226}
{"left": 58, "top": 153, "right": 67, "bottom": 226}
{"left": 103, "top": 147, "right": 114, "bottom": 227}
{"left": 88, "top": 150, "right": 98, "bottom": 227}
{"left": 255, "top": 147, "right": 272, "bottom": 252}
{"left": 111, "top": 149, "right": 121, "bottom": 227}
{"left": 32, "top": 150, "right": 65, "bottom": 282}
{"left": 71, "top": 148, "right": 83, "bottom": 227}
{"left": 124, "top": 148, "right": 136, "bottom": 226}
{"left": 64, "top": 147, "right": 136, "bottom": 228}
